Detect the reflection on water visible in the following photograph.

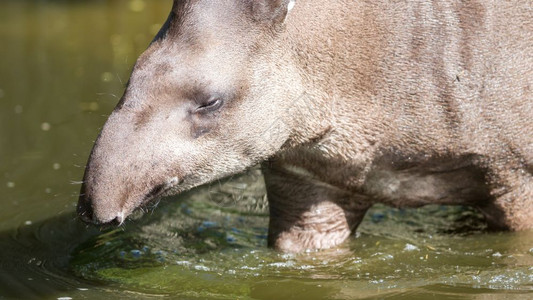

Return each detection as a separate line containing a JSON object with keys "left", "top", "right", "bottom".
{"left": 0, "top": 0, "right": 532, "bottom": 299}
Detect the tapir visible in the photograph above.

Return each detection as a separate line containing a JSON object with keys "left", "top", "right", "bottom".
{"left": 78, "top": 0, "right": 533, "bottom": 252}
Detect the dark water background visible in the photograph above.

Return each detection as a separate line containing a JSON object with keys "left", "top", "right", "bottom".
{"left": 0, "top": 0, "right": 532, "bottom": 299}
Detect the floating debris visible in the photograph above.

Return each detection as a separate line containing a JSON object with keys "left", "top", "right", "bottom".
{"left": 100, "top": 72, "right": 114, "bottom": 82}
{"left": 79, "top": 102, "right": 99, "bottom": 112}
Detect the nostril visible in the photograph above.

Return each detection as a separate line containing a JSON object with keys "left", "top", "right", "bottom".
{"left": 113, "top": 211, "right": 125, "bottom": 226}
{"left": 78, "top": 206, "right": 94, "bottom": 224}
{"left": 77, "top": 194, "right": 95, "bottom": 224}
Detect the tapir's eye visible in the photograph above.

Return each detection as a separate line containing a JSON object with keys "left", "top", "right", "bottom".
{"left": 195, "top": 97, "right": 223, "bottom": 114}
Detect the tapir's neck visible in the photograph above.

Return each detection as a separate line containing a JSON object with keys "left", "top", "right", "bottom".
{"left": 278, "top": 1, "right": 390, "bottom": 147}
{"left": 284, "top": 1, "right": 387, "bottom": 97}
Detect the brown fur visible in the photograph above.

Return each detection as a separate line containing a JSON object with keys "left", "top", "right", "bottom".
{"left": 78, "top": 0, "right": 532, "bottom": 252}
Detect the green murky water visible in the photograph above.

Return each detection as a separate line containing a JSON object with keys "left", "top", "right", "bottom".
{"left": 1, "top": 0, "right": 532, "bottom": 299}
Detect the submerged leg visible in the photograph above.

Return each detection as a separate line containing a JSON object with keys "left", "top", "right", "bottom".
{"left": 478, "top": 163, "right": 533, "bottom": 230}
{"left": 263, "top": 164, "right": 370, "bottom": 252}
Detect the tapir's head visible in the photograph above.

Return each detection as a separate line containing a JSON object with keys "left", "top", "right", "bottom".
{"left": 78, "top": 0, "right": 304, "bottom": 225}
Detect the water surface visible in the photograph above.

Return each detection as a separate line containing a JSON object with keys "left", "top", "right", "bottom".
{"left": 0, "top": 1, "right": 532, "bottom": 299}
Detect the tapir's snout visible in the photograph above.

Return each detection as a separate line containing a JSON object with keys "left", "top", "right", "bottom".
{"left": 77, "top": 167, "right": 183, "bottom": 226}
{"left": 77, "top": 187, "right": 126, "bottom": 226}
{"left": 77, "top": 183, "right": 125, "bottom": 226}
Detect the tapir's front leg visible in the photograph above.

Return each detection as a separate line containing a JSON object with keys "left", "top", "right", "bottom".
{"left": 263, "top": 163, "right": 370, "bottom": 252}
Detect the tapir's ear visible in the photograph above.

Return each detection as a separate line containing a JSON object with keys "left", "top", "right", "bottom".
{"left": 250, "top": 0, "right": 295, "bottom": 24}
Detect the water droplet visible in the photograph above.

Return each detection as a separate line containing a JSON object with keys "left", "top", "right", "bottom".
{"left": 41, "top": 122, "right": 51, "bottom": 131}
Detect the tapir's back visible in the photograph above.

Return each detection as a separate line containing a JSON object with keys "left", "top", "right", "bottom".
{"left": 288, "top": 0, "right": 532, "bottom": 160}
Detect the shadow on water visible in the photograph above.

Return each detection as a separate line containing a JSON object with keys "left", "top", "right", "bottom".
{"left": 0, "top": 211, "right": 98, "bottom": 299}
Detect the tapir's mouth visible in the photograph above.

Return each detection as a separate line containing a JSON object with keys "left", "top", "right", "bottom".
{"left": 134, "top": 176, "right": 182, "bottom": 215}
{"left": 142, "top": 183, "right": 172, "bottom": 204}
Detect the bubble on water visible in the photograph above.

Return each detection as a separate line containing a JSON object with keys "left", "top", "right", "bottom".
{"left": 14, "top": 105, "right": 23, "bottom": 114}
{"left": 24, "top": 220, "right": 32, "bottom": 226}
{"left": 45, "top": 188, "right": 52, "bottom": 194}
{"left": 41, "top": 122, "right": 51, "bottom": 131}
{"left": 77, "top": 288, "right": 89, "bottom": 291}
{"left": 404, "top": 243, "right": 419, "bottom": 251}
{"left": 194, "top": 265, "right": 210, "bottom": 271}
{"left": 492, "top": 252, "right": 502, "bottom": 257}
{"left": 6, "top": 182, "right": 15, "bottom": 188}
{"left": 0, "top": 89, "right": 4, "bottom": 98}
{"left": 129, "top": 0, "right": 146, "bottom": 12}
{"left": 57, "top": 297, "right": 72, "bottom": 300}
{"left": 268, "top": 262, "right": 292, "bottom": 268}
